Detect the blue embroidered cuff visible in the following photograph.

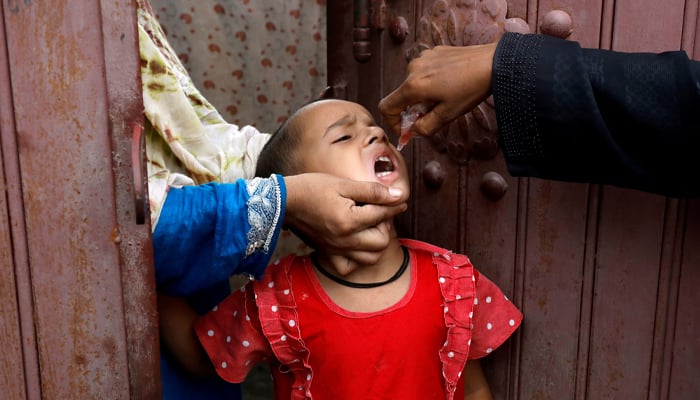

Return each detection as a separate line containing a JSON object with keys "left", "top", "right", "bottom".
{"left": 244, "top": 174, "right": 284, "bottom": 255}
{"left": 239, "top": 174, "right": 286, "bottom": 279}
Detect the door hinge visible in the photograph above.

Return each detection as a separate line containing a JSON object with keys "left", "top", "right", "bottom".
{"left": 353, "top": 0, "right": 386, "bottom": 62}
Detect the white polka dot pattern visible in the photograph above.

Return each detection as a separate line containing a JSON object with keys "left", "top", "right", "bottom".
{"left": 194, "top": 240, "right": 523, "bottom": 396}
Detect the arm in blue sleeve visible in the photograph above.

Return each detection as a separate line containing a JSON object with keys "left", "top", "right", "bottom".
{"left": 152, "top": 175, "right": 286, "bottom": 296}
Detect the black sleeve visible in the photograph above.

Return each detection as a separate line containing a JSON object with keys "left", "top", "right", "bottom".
{"left": 492, "top": 32, "right": 700, "bottom": 198}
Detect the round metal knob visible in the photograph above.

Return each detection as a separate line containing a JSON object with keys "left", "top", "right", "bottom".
{"left": 422, "top": 160, "right": 446, "bottom": 190}
{"left": 540, "top": 10, "right": 573, "bottom": 39}
{"left": 389, "top": 16, "right": 409, "bottom": 43}
{"left": 505, "top": 17, "right": 531, "bottom": 34}
{"left": 480, "top": 171, "right": 508, "bottom": 201}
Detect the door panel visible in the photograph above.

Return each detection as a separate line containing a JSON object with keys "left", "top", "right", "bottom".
{"left": 0, "top": 1, "right": 159, "bottom": 398}
{"left": 516, "top": 180, "right": 591, "bottom": 399}
{"left": 328, "top": 1, "right": 699, "bottom": 398}
{"left": 0, "top": 83, "right": 27, "bottom": 400}
{"left": 671, "top": 201, "right": 700, "bottom": 398}
{"left": 588, "top": 190, "right": 668, "bottom": 398}
{"left": 0, "top": 4, "right": 37, "bottom": 398}
{"left": 611, "top": 0, "right": 686, "bottom": 52}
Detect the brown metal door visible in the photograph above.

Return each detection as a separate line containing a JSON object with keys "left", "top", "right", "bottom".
{"left": 0, "top": 1, "right": 159, "bottom": 398}
{"left": 328, "top": 1, "right": 700, "bottom": 398}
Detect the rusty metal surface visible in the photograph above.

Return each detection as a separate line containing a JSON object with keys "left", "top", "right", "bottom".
{"left": 99, "top": 0, "right": 161, "bottom": 398}
{"left": 0, "top": 3, "right": 37, "bottom": 398}
{"left": 0, "top": 146, "right": 27, "bottom": 400}
{"left": 1, "top": 0, "right": 158, "bottom": 398}
{"left": 4, "top": 0, "right": 129, "bottom": 396}
{"left": 0, "top": 83, "right": 28, "bottom": 399}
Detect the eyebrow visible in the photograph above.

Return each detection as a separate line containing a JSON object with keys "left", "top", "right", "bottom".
{"left": 323, "top": 114, "right": 356, "bottom": 137}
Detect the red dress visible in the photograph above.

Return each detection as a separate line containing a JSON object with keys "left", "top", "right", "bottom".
{"left": 195, "top": 239, "right": 522, "bottom": 399}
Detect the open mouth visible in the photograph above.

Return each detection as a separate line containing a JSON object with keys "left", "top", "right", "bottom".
{"left": 374, "top": 155, "right": 395, "bottom": 178}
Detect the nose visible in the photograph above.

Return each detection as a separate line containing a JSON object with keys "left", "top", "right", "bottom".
{"left": 366, "top": 126, "right": 388, "bottom": 145}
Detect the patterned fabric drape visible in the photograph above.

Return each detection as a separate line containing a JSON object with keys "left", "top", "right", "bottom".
{"left": 145, "top": 0, "right": 322, "bottom": 260}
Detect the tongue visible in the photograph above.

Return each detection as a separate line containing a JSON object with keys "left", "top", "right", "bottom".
{"left": 375, "top": 159, "right": 393, "bottom": 173}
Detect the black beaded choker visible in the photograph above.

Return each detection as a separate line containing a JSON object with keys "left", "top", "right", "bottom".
{"left": 310, "top": 246, "right": 409, "bottom": 289}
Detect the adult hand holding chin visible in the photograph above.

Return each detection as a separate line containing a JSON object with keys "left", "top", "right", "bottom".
{"left": 283, "top": 173, "right": 407, "bottom": 265}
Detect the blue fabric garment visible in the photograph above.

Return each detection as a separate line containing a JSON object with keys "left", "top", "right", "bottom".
{"left": 160, "top": 280, "right": 241, "bottom": 400}
{"left": 153, "top": 176, "right": 286, "bottom": 399}
{"left": 153, "top": 178, "right": 286, "bottom": 296}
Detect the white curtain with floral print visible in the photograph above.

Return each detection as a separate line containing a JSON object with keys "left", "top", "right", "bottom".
{"left": 149, "top": 0, "right": 328, "bottom": 134}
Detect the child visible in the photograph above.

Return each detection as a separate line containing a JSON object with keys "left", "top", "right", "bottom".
{"left": 158, "top": 99, "right": 522, "bottom": 399}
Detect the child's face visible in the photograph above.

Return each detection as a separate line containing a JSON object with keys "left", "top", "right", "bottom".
{"left": 293, "top": 99, "right": 410, "bottom": 197}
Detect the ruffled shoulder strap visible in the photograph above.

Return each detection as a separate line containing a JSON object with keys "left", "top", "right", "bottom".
{"left": 400, "top": 239, "right": 476, "bottom": 399}
{"left": 253, "top": 256, "right": 314, "bottom": 399}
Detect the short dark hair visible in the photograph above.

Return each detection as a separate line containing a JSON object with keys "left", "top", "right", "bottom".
{"left": 255, "top": 116, "right": 302, "bottom": 177}
{"left": 255, "top": 98, "right": 327, "bottom": 177}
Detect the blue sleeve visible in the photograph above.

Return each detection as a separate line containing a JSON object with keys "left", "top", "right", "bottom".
{"left": 152, "top": 175, "right": 286, "bottom": 296}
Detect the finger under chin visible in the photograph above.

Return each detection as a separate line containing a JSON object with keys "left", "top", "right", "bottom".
{"left": 354, "top": 204, "right": 408, "bottom": 227}
{"left": 325, "top": 254, "right": 360, "bottom": 276}
{"left": 344, "top": 225, "right": 393, "bottom": 256}
{"left": 340, "top": 250, "right": 383, "bottom": 267}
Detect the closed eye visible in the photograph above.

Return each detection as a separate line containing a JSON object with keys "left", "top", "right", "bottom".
{"left": 332, "top": 135, "right": 351, "bottom": 143}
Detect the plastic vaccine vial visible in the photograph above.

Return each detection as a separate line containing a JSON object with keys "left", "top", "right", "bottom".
{"left": 397, "top": 103, "right": 431, "bottom": 151}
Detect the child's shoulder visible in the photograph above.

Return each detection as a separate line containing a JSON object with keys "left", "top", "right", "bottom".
{"left": 399, "top": 238, "right": 472, "bottom": 267}
{"left": 253, "top": 252, "right": 309, "bottom": 289}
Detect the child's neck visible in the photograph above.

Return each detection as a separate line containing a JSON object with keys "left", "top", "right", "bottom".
{"left": 311, "top": 234, "right": 410, "bottom": 312}
{"left": 317, "top": 239, "right": 404, "bottom": 281}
